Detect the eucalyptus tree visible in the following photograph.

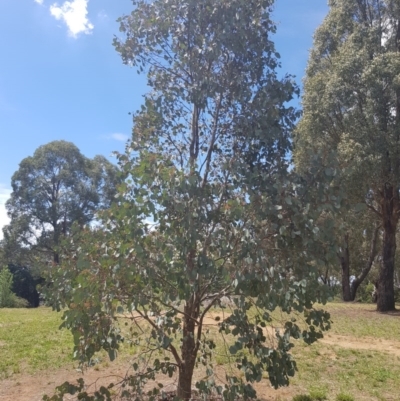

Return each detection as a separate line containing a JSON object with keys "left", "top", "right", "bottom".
{"left": 4, "top": 140, "right": 120, "bottom": 265}
{"left": 338, "top": 210, "right": 381, "bottom": 301}
{"left": 294, "top": 0, "right": 400, "bottom": 311}
{"left": 43, "top": 1, "right": 338, "bottom": 400}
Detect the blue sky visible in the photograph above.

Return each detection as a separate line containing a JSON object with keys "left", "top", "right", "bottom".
{"left": 0, "top": 0, "right": 329, "bottom": 237}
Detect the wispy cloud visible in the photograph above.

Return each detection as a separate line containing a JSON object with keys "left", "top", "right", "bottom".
{"left": 103, "top": 133, "right": 130, "bottom": 142}
{"left": 0, "top": 186, "right": 11, "bottom": 241}
{"left": 34, "top": 0, "right": 44, "bottom": 4}
{"left": 97, "top": 10, "right": 108, "bottom": 21}
{"left": 50, "top": 0, "right": 93, "bottom": 38}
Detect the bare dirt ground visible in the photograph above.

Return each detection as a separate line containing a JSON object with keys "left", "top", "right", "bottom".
{"left": 0, "top": 355, "right": 298, "bottom": 401}
{"left": 0, "top": 364, "right": 298, "bottom": 401}
{"left": 1, "top": 306, "right": 400, "bottom": 401}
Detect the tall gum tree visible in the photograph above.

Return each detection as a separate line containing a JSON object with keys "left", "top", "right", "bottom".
{"left": 43, "top": 1, "right": 340, "bottom": 400}
{"left": 4, "top": 141, "right": 120, "bottom": 265}
{"left": 294, "top": 0, "right": 400, "bottom": 311}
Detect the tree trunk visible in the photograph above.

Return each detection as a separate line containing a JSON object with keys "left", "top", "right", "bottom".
{"left": 177, "top": 302, "right": 197, "bottom": 400}
{"left": 350, "top": 224, "right": 380, "bottom": 301}
{"left": 177, "top": 358, "right": 196, "bottom": 401}
{"left": 377, "top": 185, "right": 397, "bottom": 312}
{"left": 53, "top": 219, "right": 60, "bottom": 264}
{"left": 340, "top": 234, "right": 351, "bottom": 302}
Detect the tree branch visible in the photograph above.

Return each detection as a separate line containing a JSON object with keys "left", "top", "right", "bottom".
{"left": 365, "top": 202, "right": 382, "bottom": 217}
{"left": 201, "top": 93, "right": 223, "bottom": 187}
{"left": 195, "top": 286, "right": 233, "bottom": 355}
{"left": 135, "top": 309, "right": 182, "bottom": 366}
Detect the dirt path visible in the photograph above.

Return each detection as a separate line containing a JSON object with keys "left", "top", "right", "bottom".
{"left": 320, "top": 333, "right": 400, "bottom": 357}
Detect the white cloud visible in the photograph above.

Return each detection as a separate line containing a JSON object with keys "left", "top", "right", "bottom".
{"left": 50, "top": 0, "right": 93, "bottom": 38}
{"left": 111, "top": 133, "right": 129, "bottom": 142}
{"left": 106, "top": 133, "right": 130, "bottom": 142}
{"left": 34, "top": 0, "right": 44, "bottom": 4}
{"left": 0, "top": 186, "right": 11, "bottom": 241}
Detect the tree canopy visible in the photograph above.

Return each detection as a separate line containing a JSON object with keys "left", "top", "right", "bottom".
{"left": 43, "top": 1, "right": 340, "bottom": 400}
{"left": 3, "top": 140, "right": 120, "bottom": 265}
{"left": 294, "top": 0, "right": 400, "bottom": 311}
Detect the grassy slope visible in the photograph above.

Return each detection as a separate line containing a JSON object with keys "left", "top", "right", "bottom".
{"left": 0, "top": 303, "right": 399, "bottom": 400}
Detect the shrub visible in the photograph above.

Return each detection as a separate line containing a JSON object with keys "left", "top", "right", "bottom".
{"left": 0, "top": 267, "right": 29, "bottom": 308}
{"left": 357, "top": 281, "right": 375, "bottom": 303}
{"left": 11, "top": 296, "right": 29, "bottom": 308}
{"left": 0, "top": 267, "right": 15, "bottom": 307}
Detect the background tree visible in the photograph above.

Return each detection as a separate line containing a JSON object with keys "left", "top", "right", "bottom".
{"left": 294, "top": 0, "right": 400, "bottom": 311}
{"left": 3, "top": 140, "right": 120, "bottom": 265}
{"left": 44, "top": 1, "right": 339, "bottom": 400}
{"left": 305, "top": 201, "right": 381, "bottom": 302}
{"left": 338, "top": 211, "right": 380, "bottom": 301}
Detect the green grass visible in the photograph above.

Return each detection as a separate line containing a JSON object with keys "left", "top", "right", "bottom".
{"left": 0, "top": 307, "right": 74, "bottom": 378}
{"left": 308, "top": 386, "right": 328, "bottom": 400}
{"left": 335, "top": 394, "right": 354, "bottom": 401}
{"left": 1, "top": 302, "right": 400, "bottom": 401}
{"left": 325, "top": 302, "right": 400, "bottom": 341}
{"left": 287, "top": 302, "right": 400, "bottom": 401}
{"left": 291, "top": 341, "right": 400, "bottom": 400}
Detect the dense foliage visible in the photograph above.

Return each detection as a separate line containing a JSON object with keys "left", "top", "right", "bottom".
{"left": 294, "top": 0, "right": 400, "bottom": 311}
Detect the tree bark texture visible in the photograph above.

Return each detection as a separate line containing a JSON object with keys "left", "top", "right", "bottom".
{"left": 177, "top": 301, "right": 197, "bottom": 401}
{"left": 377, "top": 185, "right": 397, "bottom": 311}
{"left": 340, "top": 234, "right": 351, "bottom": 302}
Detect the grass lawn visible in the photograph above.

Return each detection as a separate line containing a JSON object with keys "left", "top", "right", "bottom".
{"left": 0, "top": 307, "right": 74, "bottom": 379}
{"left": 0, "top": 303, "right": 399, "bottom": 401}
{"left": 289, "top": 303, "right": 400, "bottom": 401}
